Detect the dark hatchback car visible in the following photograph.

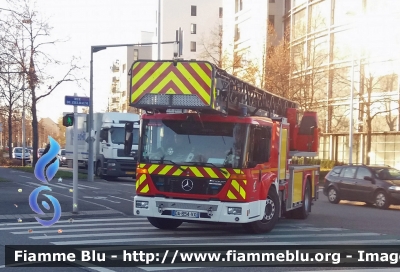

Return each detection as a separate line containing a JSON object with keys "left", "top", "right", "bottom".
{"left": 323, "top": 164, "right": 400, "bottom": 209}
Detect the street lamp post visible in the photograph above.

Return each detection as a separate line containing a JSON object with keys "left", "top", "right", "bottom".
{"left": 88, "top": 40, "right": 180, "bottom": 181}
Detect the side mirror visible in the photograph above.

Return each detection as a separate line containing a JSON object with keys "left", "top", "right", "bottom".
{"left": 364, "top": 176, "right": 375, "bottom": 184}
{"left": 124, "top": 122, "right": 134, "bottom": 156}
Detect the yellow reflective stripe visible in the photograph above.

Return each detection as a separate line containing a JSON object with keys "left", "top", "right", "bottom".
{"left": 231, "top": 180, "right": 240, "bottom": 192}
{"left": 190, "top": 62, "right": 211, "bottom": 88}
{"left": 132, "top": 62, "right": 170, "bottom": 99}
{"left": 188, "top": 167, "right": 202, "bottom": 177}
{"left": 242, "top": 179, "right": 247, "bottom": 185}
{"left": 158, "top": 165, "right": 173, "bottom": 175}
{"left": 140, "top": 184, "right": 149, "bottom": 193}
{"left": 177, "top": 64, "right": 210, "bottom": 100}
{"left": 227, "top": 190, "right": 237, "bottom": 200}
{"left": 139, "top": 163, "right": 146, "bottom": 168}
{"left": 231, "top": 180, "right": 246, "bottom": 199}
{"left": 204, "top": 168, "right": 218, "bottom": 178}
{"left": 220, "top": 168, "right": 230, "bottom": 178}
{"left": 234, "top": 169, "right": 242, "bottom": 174}
{"left": 148, "top": 71, "right": 186, "bottom": 94}
{"left": 136, "top": 174, "right": 146, "bottom": 190}
{"left": 131, "top": 62, "right": 157, "bottom": 102}
{"left": 148, "top": 164, "right": 159, "bottom": 174}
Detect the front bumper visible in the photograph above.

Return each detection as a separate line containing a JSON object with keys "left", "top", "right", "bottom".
{"left": 133, "top": 196, "right": 264, "bottom": 224}
{"left": 104, "top": 159, "right": 137, "bottom": 177}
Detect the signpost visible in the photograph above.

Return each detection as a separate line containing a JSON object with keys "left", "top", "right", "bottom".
{"left": 64, "top": 94, "right": 90, "bottom": 213}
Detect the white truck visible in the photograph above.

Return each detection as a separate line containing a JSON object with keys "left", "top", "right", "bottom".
{"left": 65, "top": 112, "right": 140, "bottom": 179}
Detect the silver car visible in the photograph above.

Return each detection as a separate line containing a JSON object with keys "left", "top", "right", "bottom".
{"left": 12, "top": 147, "right": 30, "bottom": 161}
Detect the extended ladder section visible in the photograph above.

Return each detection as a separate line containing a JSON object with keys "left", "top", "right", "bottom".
{"left": 129, "top": 59, "right": 319, "bottom": 155}
{"left": 129, "top": 59, "right": 298, "bottom": 118}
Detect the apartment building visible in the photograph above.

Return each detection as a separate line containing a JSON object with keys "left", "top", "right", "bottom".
{"left": 153, "top": 0, "right": 223, "bottom": 61}
{"left": 108, "top": 0, "right": 223, "bottom": 114}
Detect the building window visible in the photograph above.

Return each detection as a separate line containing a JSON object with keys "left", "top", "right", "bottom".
{"left": 234, "top": 24, "right": 240, "bottom": 41}
{"left": 191, "top": 5, "right": 196, "bottom": 16}
{"left": 133, "top": 49, "right": 139, "bottom": 61}
{"left": 268, "top": 15, "right": 275, "bottom": 28}
{"left": 235, "top": 0, "right": 243, "bottom": 13}
{"left": 191, "top": 23, "right": 197, "bottom": 34}
{"left": 219, "top": 7, "right": 223, "bottom": 18}
{"left": 190, "top": 41, "right": 196, "bottom": 52}
{"left": 269, "top": 0, "right": 275, "bottom": 3}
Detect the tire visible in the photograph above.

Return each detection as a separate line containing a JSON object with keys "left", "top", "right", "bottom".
{"left": 292, "top": 181, "right": 311, "bottom": 219}
{"left": 95, "top": 162, "right": 103, "bottom": 178}
{"left": 327, "top": 186, "right": 340, "bottom": 204}
{"left": 147, "top": 217, "right": 183, "bottom": 230}
{"left": 375, "top": 190, "right": 390, "bottom": 209}
{"left": 242, "top": 187, "right": 280, "bottom": 234}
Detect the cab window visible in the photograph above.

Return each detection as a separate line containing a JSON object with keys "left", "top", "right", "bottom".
{"left": 247, "top": 125, "right": 272, "bottom": 166}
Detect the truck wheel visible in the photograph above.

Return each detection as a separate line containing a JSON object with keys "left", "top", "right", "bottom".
{"left": 292, "top": 180, "right": 311, "bottom": 219}
{"left": 95, "top": 162, "right": 103, "bottom": 178}
{"left": 243, "top": 187, "right": 280, "bottom": 234}
{"left": 147, "top": 217, "right": 183, "bottom": 230}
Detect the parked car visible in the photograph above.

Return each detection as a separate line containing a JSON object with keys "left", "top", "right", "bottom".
{"left": 58, "top": 149, "right": 67, "bottom": 166}
{"left": 38, "top": 148, "right": 45, "bottom": 158}
{"left": 12, "top": 147, "right": 30, "bottom": 162}
{"left": 323, "top": 164, "right": 400, "bottom": 209}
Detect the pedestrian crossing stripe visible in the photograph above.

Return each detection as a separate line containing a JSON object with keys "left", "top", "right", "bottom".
{"left": 1, "top": 216, "right": 399, "bottom": 247}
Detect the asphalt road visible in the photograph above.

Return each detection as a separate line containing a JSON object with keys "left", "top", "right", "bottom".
{"left": 0, "top": 166, "right": 399, "bottom": 272}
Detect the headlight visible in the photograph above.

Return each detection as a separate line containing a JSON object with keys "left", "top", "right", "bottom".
{"left": 63, "top": 157, "right": 66, "bottom": 160}
{"left": 227, "top": 207, "right": 242, "bottom": 215}
{"left": 136, "top": 201, "right": 149, "bottom": 209}
{"left": 389, "top": 186, "right": 400, "bottom": 191}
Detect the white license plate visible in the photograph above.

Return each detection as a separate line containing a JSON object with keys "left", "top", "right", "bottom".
{"left": 172, "top": 210, "right": 199, "bottom": 218}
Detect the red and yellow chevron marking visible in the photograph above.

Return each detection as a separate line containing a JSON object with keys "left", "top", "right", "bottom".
{"left": 226, "top": 179, "right": 247, "bottom": 200}
{"left": 136, "top": 173, "right": 150, "bottom": 194}
{"left": 138, "top": 163, "right": 243, "bottom": 179}
{"left": 130, "top": 61, "right": 213, "bottom": 105}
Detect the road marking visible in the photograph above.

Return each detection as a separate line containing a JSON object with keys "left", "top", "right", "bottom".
{"left": 0, "top": 265, "right": 4, "bottom": 269}
{"left": 51, "top": 232, "right": 383, "bottom": 245}
{"left": 74, "top": 184, "right": 101, "bottom": 189}
{"left": 118, "top": 183, "right": 135, "bottom": 187}
{"left": 0, "top": 221, "right": 150, "bottom": 231}
{"left": 19, "top": 175, "right": 32, "bottom": 179}
{"left": 108, "top": 195, "right": 134, "bottom": 202}
{"left": 82, "top": 196, "right": 120, "bottom": 203}
{"left": 0, "top": 216, "right": 135, "bottom": 226}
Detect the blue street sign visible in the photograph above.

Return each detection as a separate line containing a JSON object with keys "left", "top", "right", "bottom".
{"left": 65, "top": 96, "right": 90, "bottom": 106}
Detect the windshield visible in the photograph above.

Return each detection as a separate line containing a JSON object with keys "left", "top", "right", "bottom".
{"left": 371, "top": 167, "right": 400, "bottom": 180}
{"left": 110, "top": 127, "right": 139, "bottom": 145}
{"left": 14, "top": 148, "right": 29, "bottom": 153}
{"left": 61, "top": 150, "right": 66, "bottom": 155}
{"left": 140, "top": 119, "right": 247, "bottom": 168}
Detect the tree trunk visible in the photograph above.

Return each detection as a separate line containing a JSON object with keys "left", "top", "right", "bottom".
{"left": 7, "top": 107, "right": 13, "bottom": 158}
{"left": 31, "top": 89, "right": 38, "bottom": 168}
{"left": 366, "top": 119, "right": 372, "bottom": 165}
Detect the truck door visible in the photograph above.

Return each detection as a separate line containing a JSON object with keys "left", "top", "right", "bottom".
{"left": 100, "top": 129, "right": 110, "bottom": 155}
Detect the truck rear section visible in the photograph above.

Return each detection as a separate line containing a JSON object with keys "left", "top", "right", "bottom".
{"left": 126, "top": 60, "right": 320, "bottom": 233}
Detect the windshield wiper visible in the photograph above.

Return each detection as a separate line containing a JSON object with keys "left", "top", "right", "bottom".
{"left": 188, "top": 162, "right": 228, "bottom": 176}
{"left": 149, "top": 159, "right": 186, "bottom": 172}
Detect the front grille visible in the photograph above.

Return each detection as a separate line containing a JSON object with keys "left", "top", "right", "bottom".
{"left": 117, "top": 149, "right": 138, "bottom": 158}
{"left": 116, "top": 159, "right": 137, "bottom": 171}
{"left": 150, "top": 175, "right": 227, "bottom": 195}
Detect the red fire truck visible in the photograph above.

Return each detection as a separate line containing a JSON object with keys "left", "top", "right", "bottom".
{"left": 124, "top": 60, "right": 320, "bottom": 233}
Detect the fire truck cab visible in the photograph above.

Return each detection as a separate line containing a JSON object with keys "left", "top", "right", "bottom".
{"left": 124, "top": 60, "right": 320, "bottom": 234}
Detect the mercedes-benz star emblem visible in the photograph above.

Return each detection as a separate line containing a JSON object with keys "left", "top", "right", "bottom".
{"left": 181, "top": 179, "right": 194, "bottom": 192}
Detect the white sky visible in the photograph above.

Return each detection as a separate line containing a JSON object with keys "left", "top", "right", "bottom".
{"left": 29, "top": 0, "right": 157, "bottom": 123}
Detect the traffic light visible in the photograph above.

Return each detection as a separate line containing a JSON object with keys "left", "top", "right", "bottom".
{"left": 63, "top": 113, "right": 74, "bottom": 127}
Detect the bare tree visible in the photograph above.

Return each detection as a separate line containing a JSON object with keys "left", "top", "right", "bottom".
{"left": 358, "top": 63, "right": 399, "bottom": 164}
{"left": 2, "top": 0, "right": 85, "bottom": 167}
{"left": 198, "top": 23, "right": 260, "bottom": 85}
